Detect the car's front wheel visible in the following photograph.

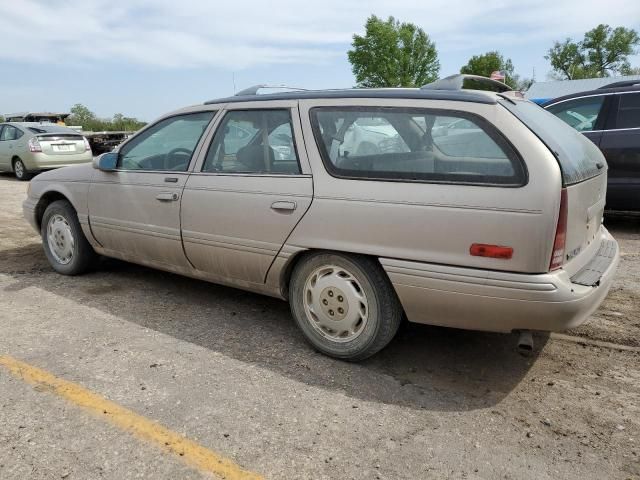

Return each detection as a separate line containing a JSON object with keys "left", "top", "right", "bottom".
{"left": 289, "top": 252, "right": 402, "bottom": 361}
{"left": 41, "top": 200, "right": 97, "bottom": 275}
{"left": 13, "top": 158, "right": 32, "bottom": 181}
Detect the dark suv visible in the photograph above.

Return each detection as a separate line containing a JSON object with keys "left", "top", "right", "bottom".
{"left": 543, "top": 80, "right": 640, "bottom": 211}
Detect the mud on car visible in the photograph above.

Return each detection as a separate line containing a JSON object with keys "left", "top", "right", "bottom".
{"left": 24, "top": 76, "right": 619, "bottom": 360}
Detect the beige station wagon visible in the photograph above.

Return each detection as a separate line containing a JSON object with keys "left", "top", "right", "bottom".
{"left": 23, "top": 77, "right": 620, "bottom": 360}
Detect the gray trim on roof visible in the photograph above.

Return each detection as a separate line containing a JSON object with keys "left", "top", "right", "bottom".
{"left": 205, "top": 88, "right": 498, "bottom": 105}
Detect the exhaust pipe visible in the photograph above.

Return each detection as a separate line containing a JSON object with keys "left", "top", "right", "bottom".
{"left": 517, "top": 330, "right": 534, "bottom": 354}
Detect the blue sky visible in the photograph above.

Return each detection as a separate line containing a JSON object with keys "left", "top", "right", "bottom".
{"left": 1, "top": 0, "right": 639, "bottom": 121}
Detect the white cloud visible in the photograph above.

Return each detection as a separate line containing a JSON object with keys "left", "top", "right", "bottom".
{"left": 0, "top": 0, "right": 638, "bottom": 69}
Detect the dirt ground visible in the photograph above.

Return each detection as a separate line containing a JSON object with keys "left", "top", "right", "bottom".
{"left": 0, "top": 172, "right": 638, "bottom": 479}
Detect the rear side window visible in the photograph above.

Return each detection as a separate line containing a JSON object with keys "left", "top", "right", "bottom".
{"left": 504, "top": 100, "right": 604, "bottom": 186}
{"left": 202, "top": 109, "right": 301, "bottom": 175}
{"left": 546, "top": 96, "right": 604, "bottom": 132}
{"left": 616, "top": 92, "right": 640, "bottom": 129}
{"left": 0, "top": 125, "right": 18, "bottom": 141}
{"left": 309, "top": 107, "right": 525, "bottom": 186}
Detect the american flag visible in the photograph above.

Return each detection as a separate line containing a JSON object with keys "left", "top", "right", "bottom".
{"left": 490, "top": 71, "right": 506, "bottom": 81}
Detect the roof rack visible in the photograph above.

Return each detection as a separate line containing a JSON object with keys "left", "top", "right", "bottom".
{"left": 234, "top": 84, "right": 311, "bottom": 96}
{"left": 421, "top": 74, "right": 512, "bottom": 93}
{"left": 597, "top": 80, "right": 640, "bottom": 89}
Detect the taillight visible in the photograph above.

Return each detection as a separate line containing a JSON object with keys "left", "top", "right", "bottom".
{"left": 83, "top": 137, "right": 91, "bottom": 152}
{"left": 549, "top": 188, "right": 568, "bottom": 271}
{"left": 28, "top": 137, "right": 42, "bottom": 152}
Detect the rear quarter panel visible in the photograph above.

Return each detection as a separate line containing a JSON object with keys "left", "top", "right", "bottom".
{"left": 290, "top": 98, "right": 562, "bottom": 274}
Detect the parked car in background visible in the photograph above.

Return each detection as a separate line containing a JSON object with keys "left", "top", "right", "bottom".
{"left": 23, "top": 77, "right": 619, "bottom": 360}
{"left": 543, "top": 80, "right": 640, "bottom": 211}
{"left": 0, "top": 123, "right": 92, "bottom": 180}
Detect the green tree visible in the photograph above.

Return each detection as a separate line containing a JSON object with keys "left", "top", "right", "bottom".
{"left": 0, "top": 115, "right": 4, "bottom": 123}
{"left": 67, "top": 103, "right": 97, "bottom": 129}
{"left": 348, "top": 15, "right": 440, "bottom": 88}
{"left": 546, "top": 24, "right": 640, "bottom": 79}
{"left": 621, "top": 65, "right": 640, "bottom": 75}
{"left": 459, "top": 51, "right": 520, "bottom": 89}
{"left": 66, "top": 104, "right": 145, "bottom": 132}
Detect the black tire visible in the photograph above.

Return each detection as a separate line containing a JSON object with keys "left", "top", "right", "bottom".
{"left": 41, "top": 200, "right": 97, "bottom": 275}
{"left": 13, "top": 158, "right": 32, "bottom": 181}
{"left": 289, "top": 252, "right": 402, "bottom": 361}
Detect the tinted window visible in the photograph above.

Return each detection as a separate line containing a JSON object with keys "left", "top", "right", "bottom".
{"left": 202, "top": 109, "right": 301, "bottom": 174}
{"left": 616, "top": 92, "right": 640, "bottom": 129}
{"left": 119, "top": 112, "right": 215, "bottom": 171}
{"left": 310, "top": 107, "right": 524, "bottom": 185}
{"left": 546, "top": 96, "right": 604, "bottom": 132}
{"left": 504, "top": 100, "right": 604, "bottom": 185}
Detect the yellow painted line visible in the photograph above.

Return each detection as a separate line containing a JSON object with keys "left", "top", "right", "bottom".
{"left": 0, "top": 355, "right": 263, "bottom": 480}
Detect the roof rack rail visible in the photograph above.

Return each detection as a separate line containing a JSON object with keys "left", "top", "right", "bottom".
{"left": 597, "top": 80, "right": 640, "bottom": 89}
{"left": 421, "top": 74, "right": 512, "bottom": 93}
{"left": 234, "top": 84, "right": 310, "bottom": 96}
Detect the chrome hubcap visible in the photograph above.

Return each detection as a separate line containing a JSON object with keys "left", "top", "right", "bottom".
{"left": 47, "top": 214, "right": 74, "bottom": 265}
{"left": 303, "top": 265, "right": 368, "bottom": 342}
{"left": 14, "top": 161, "right": 24, "bottom": 177}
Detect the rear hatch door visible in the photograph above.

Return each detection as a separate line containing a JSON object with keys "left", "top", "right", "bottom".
{"left": 501, "top": 99, "right": 607, "bottom": 272}
{"left": 37, "top": 133, "right": 85, "bottom": 155}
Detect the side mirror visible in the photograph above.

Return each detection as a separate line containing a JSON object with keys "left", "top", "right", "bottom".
{"left": 93, "top": 151, "right": 118, "bottom": 171}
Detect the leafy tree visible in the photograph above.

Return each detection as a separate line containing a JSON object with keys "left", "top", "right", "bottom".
{"left": 621, "top": 65, "right": 640, "bottom": 75}
{"left": 67, "top": 104, "right": 145, "bottom": 132}
{"left": 546, "top": 24, "right": 640, "bottom": 79}
{"left": 0, "top": 115, "right": 4, "bottom": 123}
{"left": 460, "top": 51, "right": 518, "bottom": 89}
{"left": 348, "top": 15, "right": 440, "bottom": 88}
{"left": 67, "top": 103, "right": 97, "bottom": 128}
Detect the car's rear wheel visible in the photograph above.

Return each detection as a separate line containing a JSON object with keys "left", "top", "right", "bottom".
{"left": 41, "top": 200, "right": 97, "bottom": 275}
{"left": 13, "top": 158, "right": 32, "bottom": 181}
{"left": 289, "top": 252, "right": 402, "bottom": 361}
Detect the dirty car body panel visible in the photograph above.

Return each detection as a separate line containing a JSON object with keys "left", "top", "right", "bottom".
{"left": 24, "top": 86, "right": 620, "bottom": 359}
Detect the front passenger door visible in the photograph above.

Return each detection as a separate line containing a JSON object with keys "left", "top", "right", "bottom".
{"left": 88, "top": 110, "right": 216, "bottom": 269}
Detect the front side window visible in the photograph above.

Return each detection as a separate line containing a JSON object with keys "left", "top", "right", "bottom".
{"left": 202, "top": 109, "right": 301, "bottom": 174}
{"left": 310, "top": 107, "right": 524, "bottom": 185}
{"left": 616, "top": 92, "right": 640, "bottom": 129}
{"left": 546, "top": 96, "right": 605, "bottom": 132}
{"left": 118, "top": 111, "right": 215, "bottom": 171}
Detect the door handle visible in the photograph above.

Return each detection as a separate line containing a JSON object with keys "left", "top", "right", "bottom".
{"left": 156, "top": 192, "right": 178, "bottom": 202}
{"left": 271, "top": 201, "right": 297, "bottom": 212}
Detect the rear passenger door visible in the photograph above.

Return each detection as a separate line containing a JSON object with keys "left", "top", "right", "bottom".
{"left": 181, "top": 101, "right": 313, "bottom": 285}
{"left": 0, "top": 126, "right": 8, "bottom": 169}
{"left": 0, "top": 125, "right": 19, "bottom": 170}
{"left": 599, "top": 92, "right": 640, "bottom": 210}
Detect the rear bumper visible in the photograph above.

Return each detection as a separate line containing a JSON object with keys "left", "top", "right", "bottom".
{"left": 22, "top": 152, "right": 93, "bottom": 171}
{"left": 380, "top": 227, "right": 619, "bottom": 333}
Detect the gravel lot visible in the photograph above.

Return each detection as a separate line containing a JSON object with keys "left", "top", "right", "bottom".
{"left": 0, "top": 172, "right": 639, "bottom": 479}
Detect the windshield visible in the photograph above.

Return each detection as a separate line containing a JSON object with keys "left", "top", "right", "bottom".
{"left": 499, "top": 99, "right": 604, "bottom": 186}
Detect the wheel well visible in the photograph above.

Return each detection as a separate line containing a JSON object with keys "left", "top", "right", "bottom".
{"left": 279, "top": 249, "right": 386, "bottom": 299}
{"left": 35, "top": 192, "right": 70, "bottom": 230}
{"left": 11, "top": 156, "right": 21, "bottom": 168}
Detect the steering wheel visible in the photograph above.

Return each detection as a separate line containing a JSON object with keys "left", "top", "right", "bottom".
{"left": 165, "top": 147, "right": 192, "bottom": 170}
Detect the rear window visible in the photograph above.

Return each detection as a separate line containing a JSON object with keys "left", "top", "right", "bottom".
{"left": 309, "top": 107, "right": 525, "bottom": 186}
{"left": 501, "top": 100, "right": 604, "bottom": 185}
